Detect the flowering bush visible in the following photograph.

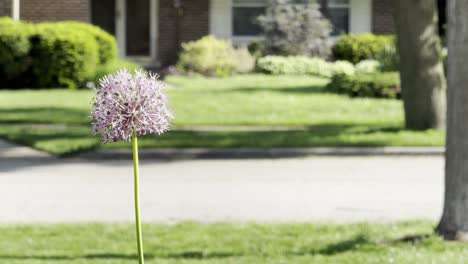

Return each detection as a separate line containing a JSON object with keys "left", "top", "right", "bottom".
{"left": 177, "top": 36, "right": 236, "bottom": 77}
{"left": 256, "top": 56, "right": 356, "bottom": 77}
{"left": 258, "top": 0, "right": 332, "bottom": 57}
{"left": 355, "top": 60, "right": 381, "bottom": 74}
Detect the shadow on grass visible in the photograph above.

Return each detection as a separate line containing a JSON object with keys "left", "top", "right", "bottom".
{"left": 0, "top": 253, "right": 154, "bottom": 261}
{"left": 316, "top": 234, "right": 370, "bottom": 255}
{"left": 0, "top": 251, "right": 240, "bottom": 261}
{"left": 226, "top": 84, "right": 327, "bottom": 94}
{"left": 0, "top": 107, "right": 90, "bottom": 125}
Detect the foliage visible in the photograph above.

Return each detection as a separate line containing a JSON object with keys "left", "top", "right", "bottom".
{"left": 0, "top": 17, "right": 121, "bottom": 89}
{"left": 0, "top": 74, "right": 444, "bottom": 156}
{"left": 92, "top": 59, "right": 142, "bottom": 83}
{"left": 0, "top": 18, "right": 32, "bottom": 87}
{"left": 332, "top": 34, "right": 396, "bottom": 64}
{"left": 28, "top": 23, "right": 99, "bottom": 89}
{"left": 247, "top": 39, "right": 264, "bottom": 58}
{"left": 57, "top": 21, "right": 118, "bottom": 64}
{"left": 258, "top": 0, "right": 332, "bottom": 57}
{"left": 355, "top": 60, "right": 381, "bottom": 74}
{"left": 333, "top": 61, "right": 356, "bottom": 76}
{"left": 326, "top": 72, "right": 401, "bottom": 99}
{"left": 233, "top": 48, "right": 256, "bottom": 73}
{"left": 376, "top": 44, "right": 400, "bottom": 72}
{"left": 256, "top": 56, "right": 355, "bottom": 77}
{"left": 177, "top": 35, "right": 236, "bottom": 77}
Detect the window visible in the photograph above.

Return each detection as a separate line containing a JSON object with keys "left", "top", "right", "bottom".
{"left": 327, "top": 0, "right": 350, "bottom": 36}
{"left": 232, "top": 0, "right": 266, "bottom": 36}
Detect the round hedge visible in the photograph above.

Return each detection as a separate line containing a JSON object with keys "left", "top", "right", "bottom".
{"left": 28, "top": 23, "right": 99, "bottom": 89}
{"left": 0, "top": 18, "right": 32, "bottom": 87}
{"left": 58, "top": 21, "right": 118, "bottom": 64}
{"left": 331, "top": 34, "right": 396, "bottom": 64}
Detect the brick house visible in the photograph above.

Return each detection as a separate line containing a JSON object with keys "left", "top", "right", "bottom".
{"left": 0, "top": 0, "right": 397, "bottom": 66}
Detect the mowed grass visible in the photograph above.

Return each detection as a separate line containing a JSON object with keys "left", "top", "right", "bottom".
{"left": 1, "top": 221, "right": 466, "bottom": 264}
{"left": 0, "top": 74, "right": 444, "bottom": 155}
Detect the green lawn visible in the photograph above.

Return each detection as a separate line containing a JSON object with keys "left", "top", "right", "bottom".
{"left": 0, "top": 74, "right": 444, "bottom": 155}
{"left": 0, "top": 221, "right": 466, "bottom": 263}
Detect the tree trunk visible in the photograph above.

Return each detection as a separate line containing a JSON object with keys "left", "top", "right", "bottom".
{"left": 437, "top": 0, "right": 468, "bottom": 241}
{"left": 393, "top": 0, "right": 446, "bottom": 130}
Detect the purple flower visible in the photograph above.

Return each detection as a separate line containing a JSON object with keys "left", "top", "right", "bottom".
{"left": 91, "top": 69, "right": 173, "bottom": 143}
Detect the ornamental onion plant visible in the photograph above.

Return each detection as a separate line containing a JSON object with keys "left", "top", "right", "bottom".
{"left": 91, "top": 70, "right": 173, "bottom": 263}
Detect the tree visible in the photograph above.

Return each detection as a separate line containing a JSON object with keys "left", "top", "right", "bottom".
{"left": 437, "top": 0, "right": 468, "bottom": 241}
{"left": 393, "top": 0, "right": 446, "bottom": 130}
{"left": 258, "top": 0, "right": 332, "bottom": 57}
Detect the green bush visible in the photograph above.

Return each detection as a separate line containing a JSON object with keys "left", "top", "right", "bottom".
{"left": 92, "top": 59, "right": 142, "bottom": 83}
{"left": 376, "top": 44, "right": 399, "bottom": 72}
{"left": 256, "top": 56, "right": 355, "bottom": 77}
{"left": 177, "top": 35, "right": 236, "bottom": 77}
{"left": 0, "top": 18, "right": 32, "bottom": 87}
{"left": 58, "top": 21, "right": 118, "bottom": 64}
{"left": 247, "top": 40, "right": 264, "bottom": 58}
{"left": 332, "top": 34, "right": 395, "bottom": 64}
{"left": 28, "top": 23, "right": 99, "bottom": 89}
{"left": 326, "top": 72, "right": 400, "bottom": 99}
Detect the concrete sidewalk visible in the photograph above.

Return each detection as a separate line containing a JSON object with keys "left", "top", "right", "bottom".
{"left": 0, "top": 139, "right": 444, "bottom": 223}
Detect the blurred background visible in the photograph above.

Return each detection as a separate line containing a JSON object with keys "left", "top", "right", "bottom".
{"left": 1, "top": 0, "right": 465, "bottom": 263}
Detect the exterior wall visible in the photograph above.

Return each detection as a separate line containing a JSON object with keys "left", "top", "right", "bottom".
{"left": 211, "top": 0, "right": 374, "bottom": 44}
{"left": 371, "top": 0, "right": 395, "bottom": 34}
{"left": 350, "top": 0, "right": 371, "bottom": 34}
{"left": 210, "top": 0, "right": 231, "bottom": 40}
{"left": 158, "top": 0, "right": 209, "bottom": 66}
{"left": 0, "top": 0, "right": 12, "bottom": 17}
{"left": 20, "top": 0, "right": 90, "bottom": 22}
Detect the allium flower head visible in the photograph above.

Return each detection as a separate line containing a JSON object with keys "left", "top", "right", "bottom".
{"left": 91, "top": 69, "right": 173, "bottom": 143}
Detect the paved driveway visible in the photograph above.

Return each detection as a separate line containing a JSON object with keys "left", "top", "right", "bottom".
{"left": 0, "top": 141, "right": 444, "bottom": 223}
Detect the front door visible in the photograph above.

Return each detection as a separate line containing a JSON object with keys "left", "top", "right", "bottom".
{"left": 92, "top": 0, "right": 158, "bottom": 61}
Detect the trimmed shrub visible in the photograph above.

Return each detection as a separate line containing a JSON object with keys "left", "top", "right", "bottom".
{"left": 326, "top": 72, "right": 400, "bottom": 99}
{"left": 258, "top": 0, "right": 332, "bottom": 57}
{"left": 355, "top": 60, "right": 381, "bottom": 74}
{"left": 58, "top": 21, "right": 118, "bottom": 64}
{"left": 0, "top": 18, "right": 32, "bottom": 87}
{"left": 247, "top": 39, "right": 264, "bottom": 58}
{"left": 28, "top": 23, "right": 99, "bottom": 89}
{"left": 256, "top": 56, "right": 355, "bottom": 78}
{"left": 92, "top": 59, "right": 142, "bottom": 83}
{"left": 0, "top": 16, "right": 15, "bottom": 26}
{"left": 177, "top": 35, "right": 236, "bottom": 77}
{"left": 333, "top": 61, "right": 355, "bottom": 76}
{"left": 332, "top": 34, "right": 395, "bottom": 64}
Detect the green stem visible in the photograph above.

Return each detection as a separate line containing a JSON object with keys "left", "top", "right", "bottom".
{"left": 132, "top": 132, "right": 144, "bottom": 264}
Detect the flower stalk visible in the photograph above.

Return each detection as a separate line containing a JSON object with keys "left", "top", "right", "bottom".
{"left": 132, "top": 132, "right": 144, "bottom": 264}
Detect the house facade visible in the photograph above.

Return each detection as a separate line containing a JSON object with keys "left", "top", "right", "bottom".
{"left": 0, "top": 0, "right": 395, "bottom": 66}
